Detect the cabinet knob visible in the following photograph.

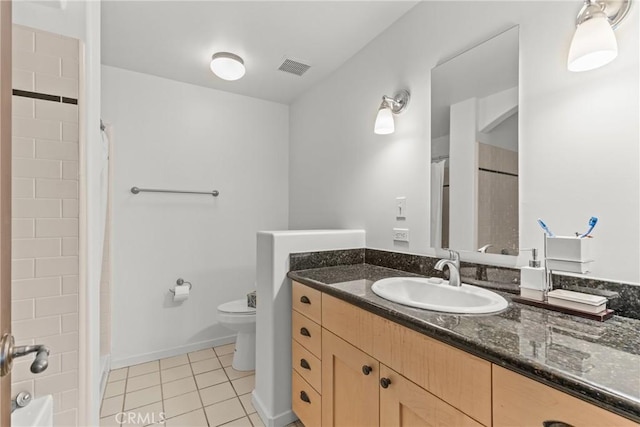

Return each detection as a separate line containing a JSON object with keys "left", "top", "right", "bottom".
{"left": 300, "top": 296, "right": 311, "bottom": 304}
{"left": 300, "top": 391, "right": 311, "bottom": 403}
{"left": 543, "top": 422, "right": 574, "bottom": 427}
{"left": 380, "top": 377, "right": 392, "bottom": 388}
{"left": 362, "top": 365, "right": 372, "bottom": 375}
{"left": 300, "top": 327, "right": 311, "bottom": 337}
{"left": 300, "top": 359, "right": 311, "bottom": 370}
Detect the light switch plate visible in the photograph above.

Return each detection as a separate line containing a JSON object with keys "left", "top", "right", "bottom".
{"left": 396, "top": 197, "right": 406, "bottom": 218}
{"left": 393, "top": 228, "right": 409, "bottom": 242}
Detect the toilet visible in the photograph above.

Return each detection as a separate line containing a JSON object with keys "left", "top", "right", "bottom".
{"left": 217, "top": 299, "right": 256, "bottom": 371}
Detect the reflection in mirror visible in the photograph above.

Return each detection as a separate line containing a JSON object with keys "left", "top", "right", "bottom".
{"left": 430, "top": 26, "right": 519, "bottom": 256}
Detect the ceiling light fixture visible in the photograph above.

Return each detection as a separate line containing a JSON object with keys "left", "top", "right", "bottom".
{"left": 210, "top": 52, "right": 246, "bottom": 81}
{"left": 567, "top": 0, "right": 632, "bottom": 72}
{"left": 374, "top": 90, "right": 410, "bottom": 135}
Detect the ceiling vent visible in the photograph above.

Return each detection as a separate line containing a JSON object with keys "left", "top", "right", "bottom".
{"left": 278, "top": 58, "right": 311, "bottom": 76}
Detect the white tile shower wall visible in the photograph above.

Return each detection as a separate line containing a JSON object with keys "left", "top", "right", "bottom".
{"left": 11, "top": 25, "right": 80, "bottom": 426}
{"left": 102, "top": 66, "right": 289, "bottom": 366}
{"left": 288, "top": 2, "right": 640, "bottom": 284}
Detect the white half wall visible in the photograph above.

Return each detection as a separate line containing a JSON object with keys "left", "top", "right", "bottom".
{"left": 253, "top": 230, "right": 365, "bottom": 427}
{"left": 289, "top": 1, "right": 639, "bottom": 284}
{"left": 102, "top": 66, "right": 289, "bottom": 366}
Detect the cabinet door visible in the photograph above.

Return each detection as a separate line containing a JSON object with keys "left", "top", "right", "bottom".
{"left": 379, "top": 364, "right": 484, "bottom": 427}
{"left": 322, "top": 328, "right": 379, "bottom": 427}
{"left": 493, "top": 365, "right": 638, "bottom": 427}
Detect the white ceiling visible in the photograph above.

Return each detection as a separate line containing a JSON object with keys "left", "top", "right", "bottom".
{"left": 101, "top": 1, "right": 418, "bottom": 105}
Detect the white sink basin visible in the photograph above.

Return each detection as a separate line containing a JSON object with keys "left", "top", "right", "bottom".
{"left": 371, "top": 277, "right": 508, "bottom": 314}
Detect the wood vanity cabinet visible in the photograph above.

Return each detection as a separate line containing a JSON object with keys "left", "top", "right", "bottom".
{"left": 291, "top": 281, "right": 639, "bottom": 427}
{"left": 292, "top": 281, "right": 490, "bottom": 427}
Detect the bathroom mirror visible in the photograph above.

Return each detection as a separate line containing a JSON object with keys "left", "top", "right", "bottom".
{"left": 430, "top": 26, "right": 519, "bottom": 256}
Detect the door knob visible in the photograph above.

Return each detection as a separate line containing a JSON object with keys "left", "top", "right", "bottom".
{"left": 362, "top": 365, "right": 372, "bottom": 375}
{"left": 380, "top": 377, "right": 392, "bottom": 388}
{"left": 0, "top": 333, "right": 50, "bottom": 377}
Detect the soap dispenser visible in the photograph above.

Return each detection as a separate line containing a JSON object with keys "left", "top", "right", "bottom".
{"left": 519, "top": 248, "right": 546, "bottom": 301}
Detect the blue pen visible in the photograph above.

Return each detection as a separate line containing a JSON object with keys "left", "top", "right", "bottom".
{"left": 537, "top": 219, "right": 555, "bottom": 237}
{"left": 578, "top": 216, "right": 598, "bottom": 238}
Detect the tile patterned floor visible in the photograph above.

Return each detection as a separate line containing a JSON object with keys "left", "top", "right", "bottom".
{"left": 100, "top": 344, "right": 304, "bottom": 427}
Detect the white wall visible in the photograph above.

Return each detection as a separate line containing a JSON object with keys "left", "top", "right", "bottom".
{"left": 289, "top": 1, "right": 639, "bottom": 284}
{"left": 102, "top": 66, "right": 289, "bottom": 366}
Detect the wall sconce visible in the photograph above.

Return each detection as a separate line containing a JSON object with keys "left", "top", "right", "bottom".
{"left": 374, "top": 90, "right": 410, "bottom": 135}
{"left": 567, "top": 0, "right": 632, "bottom": 72}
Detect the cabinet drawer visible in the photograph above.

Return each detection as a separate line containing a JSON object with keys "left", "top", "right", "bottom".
{"left": 372, "top": 313, "right": 492, "bottom": 426}
{"left": 292, "top": 310, "right": 322, "bottom": 357}
{"left": 292, "top": 339, "right": 321, "bottom": 394}
{"left": 293, "top": 281, "right": 322, "bottom": 324}
{"left": 493, "top": 365, "right": 638, "bottom": 427}
{"left": 292, "top": 370, "right": 321, "bottom": 427}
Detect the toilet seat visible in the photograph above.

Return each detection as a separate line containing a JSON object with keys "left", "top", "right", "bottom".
{"left": 218, "top": 299, "right": 256, "bottom": 315}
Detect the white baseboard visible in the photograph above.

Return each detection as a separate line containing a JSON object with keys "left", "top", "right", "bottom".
{"left": 110, "top": 335, "right": 236, "bottom": 369}
{"left": 252, "top": 390, "right": 298, "bottom": 427}
{"left": 99, "top": 354, "right": 111, "bottom": 401}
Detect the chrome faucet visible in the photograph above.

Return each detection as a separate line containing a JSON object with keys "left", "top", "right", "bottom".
{"left": 477, "top": 244, "right": 493, "bottom": 253}
{"left": 0, "top": 334, "right": 50, "bottom": 377}
{"left": 11, "top": 344, "right": 50, "bottom": 374}
{"left": 435, "top": 250, "right": 461, "bottom": 287}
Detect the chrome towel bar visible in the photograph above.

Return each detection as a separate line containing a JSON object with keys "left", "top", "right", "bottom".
{"left": 130, "top": 187, "right": 219, "bottom": 197}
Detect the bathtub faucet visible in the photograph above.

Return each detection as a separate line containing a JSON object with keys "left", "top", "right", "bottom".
{"left": 12, "top": 344, "right": 50, "bottom": 374}
{"left": 1, "top": 333, "right": 51, "bottom": 377}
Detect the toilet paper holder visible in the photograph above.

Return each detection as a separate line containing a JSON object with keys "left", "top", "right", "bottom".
{"left": 169, "top": 278, "right": 192, "bottom": 294}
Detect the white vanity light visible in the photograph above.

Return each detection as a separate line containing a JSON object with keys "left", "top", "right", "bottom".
{"left": 374, "top": 90, "right": 410, "bottom": 135}
{"left": 567, "top": 0, "right": 632, "bottom": 72}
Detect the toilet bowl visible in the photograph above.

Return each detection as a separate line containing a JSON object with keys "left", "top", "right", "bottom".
{"left": 217, "top": 299, "right": 256, "bottom": 371}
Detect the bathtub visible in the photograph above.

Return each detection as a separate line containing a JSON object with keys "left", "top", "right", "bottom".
{"left": 11, "top": 395, "right": 53, "bottom": 427}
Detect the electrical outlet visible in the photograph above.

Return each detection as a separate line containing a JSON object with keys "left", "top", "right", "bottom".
{"left": 396, "top": 197, "right": 406, "bottom": 219}
{"left": 393, "top": 228, "right": 409, "bottom": 242}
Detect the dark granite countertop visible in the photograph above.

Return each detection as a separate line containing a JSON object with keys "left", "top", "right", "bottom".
{"left": 287, "top": 264, "right": 640, "bottom": 423}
